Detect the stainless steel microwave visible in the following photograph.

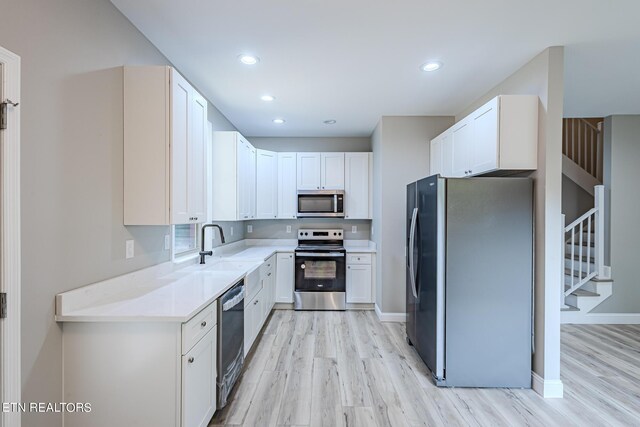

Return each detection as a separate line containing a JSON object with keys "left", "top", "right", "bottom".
{"left": 297, "top": 190, "right": 344, "bottom": 218}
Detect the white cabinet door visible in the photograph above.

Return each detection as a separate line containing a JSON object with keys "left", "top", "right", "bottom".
{"left": 346, "top": 263, "right": 373, "bottom": 303}
{"left": 170, "top": 70, "right": 191, "bottom": 224}
{"left": 451, "top": 118, "right": 473, "bottom": 178}
{"left": 321, "top": 152, "right": 345, "bottom": 190}
{"left": 256, "top": 149, "right": 278, "bottom": 219}
{"left": 275, "top": 253, "right": 294, "bottom": 303}
{"left": 188, "top": 92, "right": 208, "bottom": 222}
{"left": 182, "top": 327, "right": 216, "bottom": 427}
{"left": 237, "top": 138, "right": 250, "bottom": 220}
{"left": 297, "top": 153, "right": 321, "bottom": 190}
{"left": 470, "top": 97, "right": 499, "bottom": 175}
{"left": 277, "top": 153, "right": 297, "bottom": 218}
{"left": 248, "top": 145, "right": 257, "bottom": 219}
{"left": 430, "top": 138, "right": 443, "bottom": 176}
{"left": 344, "top": 153, "right": 370, "bottom": 219}
{"left": 440, "top": 130, "right": 453, "bottom": 177}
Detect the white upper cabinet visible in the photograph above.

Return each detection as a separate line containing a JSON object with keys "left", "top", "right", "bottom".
{"left": 297, "top": 152, "right": 322, "bottom": 190}
{"left": 124, "top": 66, "right": 207, "bottom": 225}
{"left": 256, "top": 149, "right": 278, "bottom": 219}
{"left": 211, "top": 131, "right": 256, "bottom": 221}
{"left": 277, "top": 153, "right": 297, "bottom": 219}
{"left": 430, "top": 135, "right": 444, "bottom": 176}
{"left": 344, "top": 152, "right": 371, "bottom": 219}
{"left": 320, "top": 152, "right": 345, "bottom": 190}
{"left": 432, "top": 95, "right": 538, "bottom": 178}
{"left": 297, "top": 152, "right": 345, "bottom": 190}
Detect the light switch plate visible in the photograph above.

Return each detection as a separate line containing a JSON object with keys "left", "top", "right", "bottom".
{"left": 126, "top": 240, "right": 134, "bottom": 259}
{"left": 247, "top": 225, "right": 253, "bottom": 233}
{"left": 164, "top": 234, "right": 170, "bottom": 251}
{"left": 230, "top": 226, "right": 234, "bottom": 236}
{"left": 352, "top": 225, "right": 357, "bottom": 234}
{"left": 286, "top": 225, "right": 291, "bottom": 233}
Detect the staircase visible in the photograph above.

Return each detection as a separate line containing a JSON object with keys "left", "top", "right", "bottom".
{"left": 561, "top": 118, "right": 614, "bottom": 323}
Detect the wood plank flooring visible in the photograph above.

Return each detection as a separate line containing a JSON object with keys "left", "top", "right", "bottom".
{"left": 210, "top": 311, "right": 640, "bottom": 426}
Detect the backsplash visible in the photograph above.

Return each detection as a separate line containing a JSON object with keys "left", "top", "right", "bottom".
{"left": 244, "top": 218, "right": 372, "bottom": 240}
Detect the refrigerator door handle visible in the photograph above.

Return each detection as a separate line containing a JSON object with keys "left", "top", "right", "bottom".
{"left": 409, "top": 207, "right": 419, "bottom": 299}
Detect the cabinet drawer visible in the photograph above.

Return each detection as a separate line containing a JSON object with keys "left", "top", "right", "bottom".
{"left": 260, "top": 255, "right": 276, "bottom": 278}
{"left": 182, "top": 303, "right": 216, "bottom": 354}
{"left": 245, "top": 267, "right": 262, "bottom": 303}
{"left": 347, "top": 253, "right": 372, "bottom": 265}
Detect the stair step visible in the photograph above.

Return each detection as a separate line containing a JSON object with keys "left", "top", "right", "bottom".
{"left": 564, "top": 268, "right": 594, "bottom": 279}
{"left": 565, "top": 254, "right": 595, "bottom": 263}
{"left": 565, "top": 241, "right": 595, "bottom": 248}
{"left": 568, "top": 288, "right": 600, "bottom": 297}
{"left": 561, "top": 305, "right": 579, "bottom": 312}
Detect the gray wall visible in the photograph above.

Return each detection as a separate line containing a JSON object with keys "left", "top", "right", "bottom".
{"left": 594, "top": 115, "right": 640, "bottom": 313}
{"left": 245, "top": 219, "right": 371, "bottom": 240}
{"left": 562, "top": 175, "right": 593, "bottom": 224}
{"left": 372, "top": 116, "right": 455, "bottom": 314}
{"left": 0, "top": 1, "right": 238, "bottom": 425}
{"left": 455, "top": 47, "right": 565, "bottom": 383}
{"left": 248, "top": 137, "right": 371, "bottom": 152}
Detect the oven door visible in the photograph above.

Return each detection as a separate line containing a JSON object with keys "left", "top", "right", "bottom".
{"left": 295, "top": 252, "right": 346, "bottom": 292}
{"left": 297, "top": 192, "right": 344, "bottom": 218}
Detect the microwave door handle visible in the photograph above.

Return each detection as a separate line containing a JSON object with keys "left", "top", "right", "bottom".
{"left": 334, "top": 194, "right": 337, "bottom": 213}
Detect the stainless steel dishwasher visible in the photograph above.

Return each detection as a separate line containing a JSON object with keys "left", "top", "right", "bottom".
{"left": 217, "top": 279, "right": 244, "bottom": 408}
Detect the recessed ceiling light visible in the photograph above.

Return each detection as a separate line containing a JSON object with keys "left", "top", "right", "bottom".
{"left": 261, "top": 95, "right": 275, "bottom": 102}
{"left": 238, "top": 54, "right": 259, "bottom": 65}
{"left": 273, "top": 118, "right": 285, "bottom": 124}
{"left": 421, "top": 61, "right": 442, "bottom": 72}
{"left": 323, "top": 120, "right": 337, "bottom": 125}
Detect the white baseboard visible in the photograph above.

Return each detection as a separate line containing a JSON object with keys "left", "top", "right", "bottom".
{"left": 374, "top": 304, "right": 407, "bottom": 322}
{"left": 531, "top": 372, "right": 564, "bottom": 398}
{"left": 562, "top": 312, "right": 640, "bottom": 324}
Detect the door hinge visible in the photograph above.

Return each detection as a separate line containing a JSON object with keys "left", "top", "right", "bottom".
{"left": 0, "top": 292, "right": 7, "bottom": 319}
{"left": 1, "top": 99, "right": 19, "bottom": 130}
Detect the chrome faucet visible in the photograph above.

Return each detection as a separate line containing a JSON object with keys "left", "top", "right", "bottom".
{"left": 199, "top": 224, "right": 226, "bottom": 264}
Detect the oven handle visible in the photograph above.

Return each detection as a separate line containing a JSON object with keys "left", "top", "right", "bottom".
{"left": 295, "top": 252, "right": 345, "bottom": 257}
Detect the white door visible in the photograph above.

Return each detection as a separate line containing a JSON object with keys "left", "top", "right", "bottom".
{"left": 188, "top": 91, "right": 208, "bottom": 222}
{"left": 256, "top": 149, "right": 278, "bottom": 219}
{"left": 321, "top": 152, "right": 345, "bottom": 190}
{"left": 346, "top": 264, "right": 372, "bottom": 303}
{"left": 275, "top": 253, "right": 294, "bottom": 303}
{"left": 344, "top": 153, "right": 370, "bottom": 219}
{"left": 471, "top": 97, "right": 499, "bottom": 175}
{"left": 297, "top": 152, "right": 321, "bottom": 190}
{"left": 248, "top": 145, "right": 257, "bottom": 219}
{"left": 277, "top": 153, "right": 297, "bottom": 218}
{"left": 182, "top": 327, "right": 217, "bottom": 427}
{"left": 170, "top": 70, "right": 191, "bottom": 224}
{"left": 430, "top": 138, "right": 443, "bottom": 176}
{"left": 451, "top": 118, "right": 473, "bottom": 178}
{"left": 440, "top": 130, "right": 453, "bottom": 177}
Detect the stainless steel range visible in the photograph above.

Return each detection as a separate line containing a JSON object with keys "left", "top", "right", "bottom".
{"left": 294, "top": 229, "right": 346, "bottom": 310}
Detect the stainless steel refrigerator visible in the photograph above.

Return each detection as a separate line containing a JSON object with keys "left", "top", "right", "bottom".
{"left": 406, "top": 175, "right": 533, "bottom": 388}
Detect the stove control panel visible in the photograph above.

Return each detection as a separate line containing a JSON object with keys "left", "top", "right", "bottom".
{"left": 298, "top": 229, "right": 343, "bottom": 240}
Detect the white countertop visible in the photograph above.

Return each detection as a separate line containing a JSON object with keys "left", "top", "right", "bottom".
{"left": 55, "top": 239, "right": 374, "bottom": 323}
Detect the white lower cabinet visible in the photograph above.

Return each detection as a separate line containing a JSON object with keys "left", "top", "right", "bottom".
{"left": 275, "top": 252, "right": 294, "bottom": 303}
{"left": 244, "top": 255, "right": 277, "bottom": 356}
{"left": 61, "top": 302, "right": 219, "bottom": 427}
{"left": 346, "top": 253, "right": 374, "bottom": 303}
{"left": 182, "top": 326, "right": 217, "bottom": 427}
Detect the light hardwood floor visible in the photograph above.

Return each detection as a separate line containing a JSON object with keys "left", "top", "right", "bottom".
{"left": 210, "top": 311, "right": 640, "bottom": 426}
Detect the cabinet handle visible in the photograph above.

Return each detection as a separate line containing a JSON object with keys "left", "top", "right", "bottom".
{"left": 201, "top": 321, "right": 207, "bottom": 328}
{"left": 188, "top": 357, "right": 194, "bottom": 364}
{"left": 348, "top": 266, "right": 351, "bottom": 269}
{"left": 267, "top": 272, "right": 272, "bottom": 276}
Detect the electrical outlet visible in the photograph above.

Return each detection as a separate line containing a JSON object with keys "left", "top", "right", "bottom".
{"left": 164, "top": 234, "right": 170, "bottom": 251}
{"left": 230, "top": 226, "right": 234, "bottom": 236}
{"left": 352, "top": 225, "right": 357, "bottom": 234}
{"left": 247, "top": 225, "right": 253, "bottom": 233}
{"left": 286, "top": 225, "right": 291, "bottom": 233}
{"left": 126, "top": 240, "right": 134, "bottom": 259}
{"left": 371, "top": 225, "right": 374, "bottom": 236}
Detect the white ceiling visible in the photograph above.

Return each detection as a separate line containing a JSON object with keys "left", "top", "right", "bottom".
{"left": 111, "top": 0, "right": 640, "bottom": 137}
